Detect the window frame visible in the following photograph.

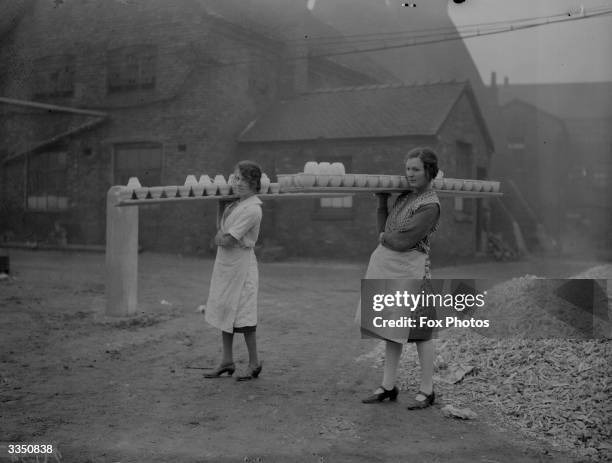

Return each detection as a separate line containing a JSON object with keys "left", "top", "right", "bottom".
{"left": 33, "top": 54, "right": 76, "bottom": 99}
{"left": 113, "top": 142, "right": 163, "bottom": 187}
{"left": 107, "top": 45, "right": 157, "bottom": 94}
{"left": 26, "top": 150, "right": 70, "bottom": 211}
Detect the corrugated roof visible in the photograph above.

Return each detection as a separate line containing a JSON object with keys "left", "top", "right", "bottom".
{"left": 239, "top": 81, "right": 467, "bottom": 142}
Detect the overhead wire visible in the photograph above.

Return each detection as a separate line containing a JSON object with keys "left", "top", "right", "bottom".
{"left": 8, "top": 4, "right": 612, "bottom": 112}
{"left": 22, "top": 6, "right": 612, "bottom": 73}
{"left": 196, "top": 6, "right": 612, "bottom": 68}
{"left": 201, "top": 5, "right": 612, "bottom": 56}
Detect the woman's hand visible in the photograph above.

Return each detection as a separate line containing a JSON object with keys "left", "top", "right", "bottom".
{"left": 214, "top": 230, "right": 239, "bottom": 248}
{"left": 214, "top": 230, "right": 227, "bottom": 247}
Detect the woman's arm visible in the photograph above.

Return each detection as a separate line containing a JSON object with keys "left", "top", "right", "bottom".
{"left": 214, "top": 230, "right": 240, "bottom": 248}
{"left": 376, "top": 193, "right": 390, "bottom": 234}
{"left": 380, "top": 204, "right": 440, "bottom": 252}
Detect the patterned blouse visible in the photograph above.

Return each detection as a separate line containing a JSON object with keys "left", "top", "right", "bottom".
{"left": 384, "top": 189, "right": 440, "bottom": 255}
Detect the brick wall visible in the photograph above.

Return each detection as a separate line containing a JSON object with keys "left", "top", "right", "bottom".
{"left": 0, "top": 0, "right": 377, "bottom": 253}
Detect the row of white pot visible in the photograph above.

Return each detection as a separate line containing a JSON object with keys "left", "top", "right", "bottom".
{"left": 276, "top": 173, "right": 500, "bottom": 192}
{"left": 121, "top": 182, "right": 282, "bottom": 201}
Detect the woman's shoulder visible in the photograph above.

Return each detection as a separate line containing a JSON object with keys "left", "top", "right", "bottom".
{"left": 417, "top": 190, "right": 440, "bottom": 205}
{"left": 397, "top": 189, "right": 439, "bottom": 204}
{"left": 241, "top": 197, "right": 263, "bottom": 217}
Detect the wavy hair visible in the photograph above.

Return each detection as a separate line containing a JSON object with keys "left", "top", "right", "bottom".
{"left": 235, "top": 160, "right": 262, "bottom": 192}
{"left": 405, "top": 146, "right": 439, "bottom": 181}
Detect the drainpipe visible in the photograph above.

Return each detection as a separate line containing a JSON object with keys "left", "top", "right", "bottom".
{"left": 2, "top": 117, "right": 108, "bottom": 164}
{"left": 0, "top": 97, "right": 107, "bottom": 117}
{"left": 0, "top": 97, "right": 108, "bottom": 164}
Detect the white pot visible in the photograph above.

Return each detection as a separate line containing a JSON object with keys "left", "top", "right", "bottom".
{"left": 304, "top": 162, "right": 318, "bottom": 174}
{"left": 342, "top": 174, "right": 355, "bottom": 187}
{"left": 354, "top": 174, "right": 367, "bottom": 188}
{"left": 366, "top": 175, "right": 379, "bottom": 188}
{"left": 330, "top": 162, "right": 345, "bottom": 175}
{"left": 378, "top": 175, "right": 391, "bottom": 188}
{"left": 260, "top": 174, "right": 270, "bottom": 193}
{"left": 205, "top": 182, "right": 218, "bottom": 196}
{"left": 218, "top": 184, "right": 231, "bottom": 196}
{"left": 318, "top": 162, "right": 331, "bottom": 175}
{"left": 296, "top": 173, "right": 316, "bottom": 188}
{"left": 127, "top": 177, "right": 141, "bottom": 188}
{"left": 316, "top": 174, "right": 331, "bottom": 187}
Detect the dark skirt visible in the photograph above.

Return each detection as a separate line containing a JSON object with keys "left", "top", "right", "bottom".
{"left": 233, "top": 325, "right": 256, "bottom": 333}
{"left": 406, "top": 304, "right": 436, "bottom": 342}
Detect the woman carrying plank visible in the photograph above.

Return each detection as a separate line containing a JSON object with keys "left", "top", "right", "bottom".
{"left": 360, "top": 147, "right": 441, "bottom": 409}
{"left": 204, "top": 160, "right": 264, "bottom": 381}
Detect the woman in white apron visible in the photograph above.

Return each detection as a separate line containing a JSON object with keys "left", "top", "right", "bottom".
{"left": 360, "top": 147, "right": 441, "bottom": 409}
{"left": 204, "top": 161, "right": 264, "bottom": 381}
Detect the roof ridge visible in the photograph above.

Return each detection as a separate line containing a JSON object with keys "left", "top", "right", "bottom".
{"left": 305, "top": 80, "right": 465, "bottom": 95}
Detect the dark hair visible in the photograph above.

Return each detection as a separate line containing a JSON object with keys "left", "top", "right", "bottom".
{"left": 405, "top": 146, "right": 439, "bottom": 181}
{"left": 235, "top": 160, "right": 262, "bottom": 192}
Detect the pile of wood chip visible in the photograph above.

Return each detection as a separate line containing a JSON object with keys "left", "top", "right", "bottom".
{"left": 386, "top": 265, "right": 612, "bottom": 461}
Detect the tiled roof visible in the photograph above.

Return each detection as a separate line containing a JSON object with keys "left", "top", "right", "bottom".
{"left": 239, "top": 81, "right": 469, "bottom": 142}
{"left": 497, "top": 82, "right": 612, "bottom": 120}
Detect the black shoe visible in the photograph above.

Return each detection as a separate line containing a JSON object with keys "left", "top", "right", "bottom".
{"left": 236, "top": 362, "right": 263, "bottom": 381}
{"left": 362, "top": 386, "right": 399, "bottom": 404}
{"left": 405, "top": 390, "right": 435, "bottom": 410}
{"left": 203, "top": 362, "right": 235, "bottom": 378}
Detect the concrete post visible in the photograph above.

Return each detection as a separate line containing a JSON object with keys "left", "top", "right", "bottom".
{"left": 105, "top": 186, "right": 139, "bottom": 316}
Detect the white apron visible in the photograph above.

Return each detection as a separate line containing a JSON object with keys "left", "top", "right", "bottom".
{"left": 356, "top": 245, "right": 428, "bottom": 343}
{"left": 205, "top": 247, "right": 258, "bottom": 333}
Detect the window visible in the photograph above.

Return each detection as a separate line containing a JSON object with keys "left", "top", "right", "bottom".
{"left": 107, "top": 46, "right": 156, "bottom": 93}
{"left": 313, "top": 156, "right": 353, "bottom": 220}
{"left": 27, "top": 151, "right": 69, "bottom": 210}
{"left": 248, "top": 54, "right": 272, "bottom": 96}
{"left": 593, "top": 170, "right": 610, "bottom": 188}
{"left": 33, "top": 55, "right": 75, "bottom": 98}
{"left": 114, "top": 143, "right": 162, "bottom": 186}
{"left": 507, "top": 136, "right": 526, "bottom": 169}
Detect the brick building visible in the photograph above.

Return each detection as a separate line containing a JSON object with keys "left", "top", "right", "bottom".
{"left": 238, "top": 81, "right": 494, "bottom": 262}
{"left": 0, "top": 0, "right": 388, "bottom": 253}
{"left": 488, "top": 98, "right": 570, "bottom": 252}
{"left": 488, "top": 77, "right": 612, "bottom": 256}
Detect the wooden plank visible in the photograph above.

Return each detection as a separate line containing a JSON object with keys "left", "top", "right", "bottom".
{"left": 281, "top": 187, "right": 503, "bottom": 197}
{"left": 115, "top": 188, "right": 501, "bottom": 206}
{"left": 115, "top": 191, "right": 350, "bottom": 207}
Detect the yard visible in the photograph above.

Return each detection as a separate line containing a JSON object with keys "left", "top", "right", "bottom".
{"left": 0, "top": 249, "right": 609, "bottom": 462}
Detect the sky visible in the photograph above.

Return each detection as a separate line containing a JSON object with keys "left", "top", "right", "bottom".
{"left": 447, "top": 0, "right": 612, "bottom": 84}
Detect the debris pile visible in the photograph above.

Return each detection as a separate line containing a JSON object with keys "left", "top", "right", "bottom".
{"left": 386, "top": 265, "right": 612, "bottom": 461}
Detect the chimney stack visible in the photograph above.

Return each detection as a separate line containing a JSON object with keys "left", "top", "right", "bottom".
{"left": 489, "top": 71, "right": 499, "bottom": 106}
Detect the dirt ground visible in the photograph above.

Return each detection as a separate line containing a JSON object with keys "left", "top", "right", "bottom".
{"left": 0, "top": 250, "right": 605, "bottom": 462}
